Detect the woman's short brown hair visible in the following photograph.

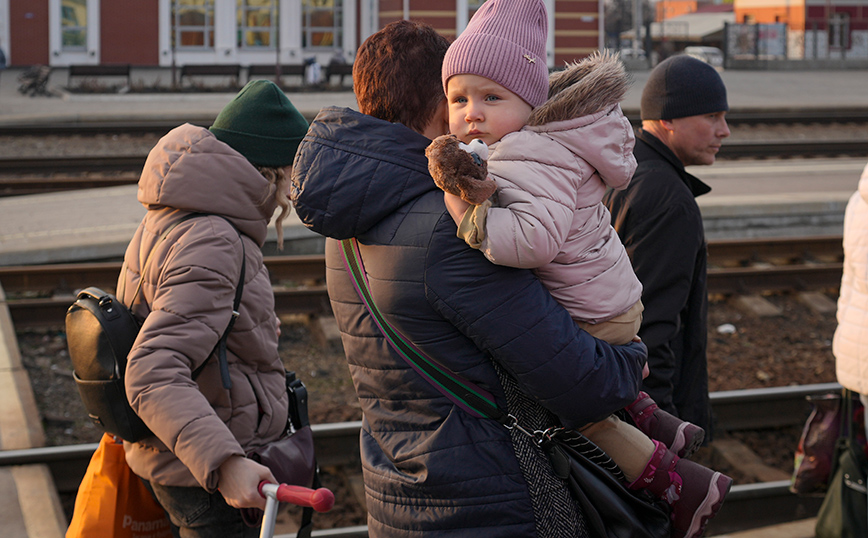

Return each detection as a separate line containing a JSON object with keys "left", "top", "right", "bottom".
{"left": 353, "top": 20, "right": 450, "bottom": 134}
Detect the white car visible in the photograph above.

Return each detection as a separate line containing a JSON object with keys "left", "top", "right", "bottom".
{"left": 684, "top": 46, "right": 724, "bottom": 69}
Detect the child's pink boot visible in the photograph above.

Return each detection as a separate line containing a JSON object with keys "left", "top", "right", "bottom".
{"left": 626, "top": 391, "right": 705, "bottom": 458}
{"left": 629, "top": 441, "right": 732, "bottom": 538}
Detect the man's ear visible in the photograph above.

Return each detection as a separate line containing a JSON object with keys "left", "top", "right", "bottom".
{"left": 659, "top": 118, "right": 676, "bottom": 132}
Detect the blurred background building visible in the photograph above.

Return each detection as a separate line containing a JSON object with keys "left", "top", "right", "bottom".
{"left": 0, "top": 0, "right": 863, "bottom": 74}
{"left": 0, "top": 0, "right": 603, "bottom": 69}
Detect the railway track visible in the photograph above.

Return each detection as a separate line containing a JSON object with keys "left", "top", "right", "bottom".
{"left": 0, "top": 138, "right": 864, "bottom": 185}
{"left": 0, "top": 382, "right": 841, "bottom": 536}
{"left": 0, "top": 235, "right": 844, "bottom": 329}
{"left": 0, "top": 235, "right": 846, "bottom": 536}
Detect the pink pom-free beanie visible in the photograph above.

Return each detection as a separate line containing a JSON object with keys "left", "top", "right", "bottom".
{"left": 442, "top": 0, "right": 549, "bottom": 108}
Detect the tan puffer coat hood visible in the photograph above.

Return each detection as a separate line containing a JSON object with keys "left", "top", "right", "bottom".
{"left": 119, "top": 123, "right": 288, "bottom": 491}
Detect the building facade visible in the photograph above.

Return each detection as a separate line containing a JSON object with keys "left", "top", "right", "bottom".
{"left": 0, "top": 0, "right": 606, "bottom": 69}
{"left": 734, "top": 0, "right": 868, "bottom": 58}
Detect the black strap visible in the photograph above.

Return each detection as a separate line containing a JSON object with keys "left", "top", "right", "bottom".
{"left": 209, "top": 235, "right": 245, "bottom": 389}
{"left": 194, "top": 215, "right": 245, "bottom": 390}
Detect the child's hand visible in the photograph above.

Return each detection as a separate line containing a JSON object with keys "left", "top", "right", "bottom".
{"left": 631, "top": 335, "right": 649, "bottom": 379}
{"left": 444, "top": 192, "right": 471, "bottom": 225}
{"left": 426, "top": 134, "right": 496, "bottom": 205}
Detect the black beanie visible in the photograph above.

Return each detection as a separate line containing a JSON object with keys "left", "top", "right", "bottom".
{"left": 640, "top": 55, "right": 728, "bottom": 121}
{"left": 210, "top": 80, "right": 309, "bottom": 167}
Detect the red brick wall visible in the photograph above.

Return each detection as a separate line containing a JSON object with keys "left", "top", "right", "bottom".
{"left": 9, "top": 0, "right": 49, "bottom": 65}
{"left": 554, "top": 0, "right": 600, "bottom": 63}
{"left": 377, "top": 0, "right": 457, "bottom": 40}
{"left": 410, "top": 0, "right": 456, "bottom": 40}
{"left": 100, "top": 0, "right": 159, "bottom": 65}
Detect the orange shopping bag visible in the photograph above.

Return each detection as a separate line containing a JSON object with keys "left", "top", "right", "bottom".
{"left": 66, "top": 433, "right": 172, "bottom": 538}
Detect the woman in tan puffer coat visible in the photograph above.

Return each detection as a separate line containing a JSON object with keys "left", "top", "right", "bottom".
{"left": 117, "top": 80, "right": 308, "bottom": 538}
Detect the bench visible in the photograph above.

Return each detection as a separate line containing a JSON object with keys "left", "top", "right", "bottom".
{"left": 325, "top": 63, "right": 353, "bottom": 86}
{"left": 179, "top": 64, "right": 242, "bottom": 86}
{"left": 68, "top": 64, "right": 131, "bottom": 89}
{"left": 247, "top": 64, "right": 307, "bottom": 85}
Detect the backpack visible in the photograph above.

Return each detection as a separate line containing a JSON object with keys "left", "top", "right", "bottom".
{"left": 65, "top": 214, "right": 245, "bottom": 442}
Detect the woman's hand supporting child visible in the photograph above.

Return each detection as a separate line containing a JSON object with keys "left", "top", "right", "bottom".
{"left": 444, "top": 192, "right": 471, "bottom": 224}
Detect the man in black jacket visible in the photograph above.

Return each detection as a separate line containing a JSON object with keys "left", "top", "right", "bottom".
{"left": 603, "top": 55, "right": 730, "bottom": 437}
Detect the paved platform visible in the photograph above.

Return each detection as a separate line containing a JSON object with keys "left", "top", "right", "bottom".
{"left": 0, "top": 286, "right": 67, "bottom": 538}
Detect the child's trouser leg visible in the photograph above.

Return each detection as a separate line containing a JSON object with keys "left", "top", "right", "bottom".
{"left": 626, "top": 391, "right": 705, "bottom": 458}
{"left": 576, "top": 301, "right": 644, "bottom": 346}
{"left": 579, "top": 414, "right": 657, "bottom": 482}
{"left": 628, "top": 440, "right": 732, "bottom": 538}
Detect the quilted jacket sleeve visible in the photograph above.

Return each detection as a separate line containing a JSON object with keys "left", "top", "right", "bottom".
{"left": 426, "top": 218, "right": 647, "bottom": 428}
{"left": 126, "top": 221, "right": 245, "bottom": 490}
{"left": 479, "top": 153, "right": 577, "bottom": 269}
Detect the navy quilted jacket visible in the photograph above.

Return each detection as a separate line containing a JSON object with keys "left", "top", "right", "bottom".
{"left": 291, "top": 107, "right": 647, "bottom": 537}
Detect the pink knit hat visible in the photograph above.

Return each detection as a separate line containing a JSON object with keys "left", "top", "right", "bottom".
{"left": 443, "top": 0, "right": 549, "bottom": 108}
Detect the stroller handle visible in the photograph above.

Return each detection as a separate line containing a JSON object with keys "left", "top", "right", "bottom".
{"left": 258, "top": 481, "right": 335, "bottom": 513}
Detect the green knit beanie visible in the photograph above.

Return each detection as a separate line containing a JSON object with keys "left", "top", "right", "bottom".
{"left": 210, "top": 80, "right": 309, "bottom": 167}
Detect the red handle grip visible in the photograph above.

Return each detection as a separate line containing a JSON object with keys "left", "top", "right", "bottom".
{"left": 258, "top": 482, "right": 335, "bottom": 513}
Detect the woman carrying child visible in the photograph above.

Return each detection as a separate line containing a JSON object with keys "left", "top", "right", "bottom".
{"left": 428, "top": 1, "right": 732, "bottom": 536}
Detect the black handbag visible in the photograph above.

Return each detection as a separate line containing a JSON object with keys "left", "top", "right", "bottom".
{"left": 815, "top": 389, "right": 868, "bottom": 538}
{"left": 542, "top": 428, "right": 670, "bottom": 538}
{"left": 242, "top": 371, "right": 320, "bottom": 538}
{"left": 340, "top": 238, "right": 671, "bottom": 538}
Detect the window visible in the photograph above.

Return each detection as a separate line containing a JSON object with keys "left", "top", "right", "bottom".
{"left": 61, "top": 0, "right": 87, "bottom": 49}
{"left": 238, "top": 0, "right": 277, "bottom": 48}
{"left": 302, "top": 0, "right": 342, "bottom": 49}
{"left": 829, "top": 13, "right": 850, "bottom": 49}
{"left": 173, "top": 0, "right": 215, "bottom": 49}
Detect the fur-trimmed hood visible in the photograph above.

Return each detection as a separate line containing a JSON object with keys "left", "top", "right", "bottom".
{"left": 527, "top": 50, "right": 631, "bottom": 126}
{"left": 478, "top": 52, "right": 640, "bottom": 324}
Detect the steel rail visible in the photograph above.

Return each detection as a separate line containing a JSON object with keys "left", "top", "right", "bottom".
{"left": 718, "top": 139, "right": 868, "bottom": 159}
{"left": 0, "top": 237, "right": 843, "bottom": 294}
{"left": 1, "top": 383, "right": 835, "bottom": 471}
{"left": 707, "top": 262, "right": 842, "bottom": 294}
{"left": 706, "top": 235, "right": 843, "bottom": 265}
{"left": 0, "top": 238, "right": 846, "bottom": 327}
{"left": 5, "top": 286, "right": 331, "bottom": 328}
{"left": 0, "top": 421, "right": 362, "bottom": 493}
{"left": 0, "top": 140, "right": 863, "bottom": 181}
{"left": 0, "top": 155, "right": 147, "bottom": 174}
{"left": 0, "top": 383, "right": 841, "bottom": 536}
{"left": 0, "top": 255, "right": 327, "bottom": 294}
{"left": 6, "top": 265, "right": 843, "bottom": 327}
{"left": 0, "top": 175, "right": 137, "bottom": 196}
{"left": 710, "top": 382, "right": 842, "bottom": 430}
{"left": 10, "top": 263, "right": 843, "bottom": 316}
